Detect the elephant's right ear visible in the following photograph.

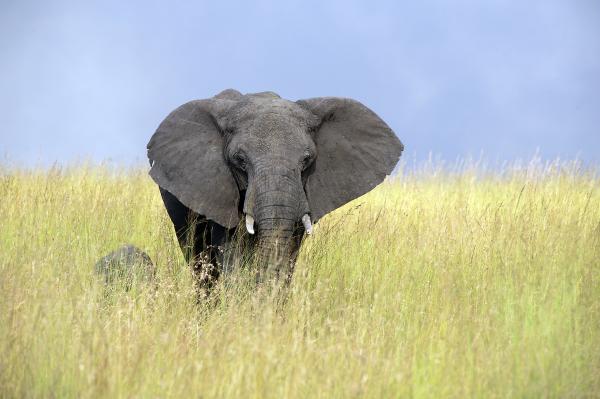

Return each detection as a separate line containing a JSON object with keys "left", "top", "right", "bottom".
{"left": 147, "top": 99, "right": 240, "bottom": 228}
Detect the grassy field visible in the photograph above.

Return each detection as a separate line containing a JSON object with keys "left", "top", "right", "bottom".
{"left": 0, "top": 161, "right": 598, "bottom": 398}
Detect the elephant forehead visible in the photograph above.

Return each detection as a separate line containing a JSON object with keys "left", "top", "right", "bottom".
{"left": 244, "top": 118, "right": 307, "bottom": 150}
{"left": 230, "top": 116, "right": 313, "bottom": 155}
{"left": 237, "top": 97, "right": 311, "bottom": 122}
{"left": 252, "top": 111, "right": 300, "bottom": 131}
{"left": 222, "top": 96, "right": 317, "bottom": 151}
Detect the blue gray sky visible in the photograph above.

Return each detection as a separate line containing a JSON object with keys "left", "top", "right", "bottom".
{"left": 1, "top": 0, "right": 599, "bottom": 167}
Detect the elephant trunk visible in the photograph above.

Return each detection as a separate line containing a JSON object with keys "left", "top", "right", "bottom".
{"left": 248, "top": 165, "right": 309, "bottom": 280}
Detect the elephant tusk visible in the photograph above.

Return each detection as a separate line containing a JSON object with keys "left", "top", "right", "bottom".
{"left": 245, "top": 214, "right": 255, "bottom": 235}
{"left": 302, "top": 214, "right": 313, "bottom": 235}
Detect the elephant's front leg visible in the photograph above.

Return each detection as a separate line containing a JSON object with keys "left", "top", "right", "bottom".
{"left": 191, "top": 248, "right": 220, "bottom": 299}
{"left": 160, "top": 188, "right": 223, "bottom": 297}
{"left": 191, "top": 222, "right": 235, "bottom": 297}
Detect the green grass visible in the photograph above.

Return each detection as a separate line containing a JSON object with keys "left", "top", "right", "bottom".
{"left": 1, "top": 161, "right": 598, "bottom": 398}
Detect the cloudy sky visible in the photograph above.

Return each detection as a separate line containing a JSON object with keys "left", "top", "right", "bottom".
{"left": 1, "top": 0, "right": 598, "bottom": 167}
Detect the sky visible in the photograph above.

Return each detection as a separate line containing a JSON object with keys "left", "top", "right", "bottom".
{"left": 1, "top": 0, "right": 599, "bottom": 167}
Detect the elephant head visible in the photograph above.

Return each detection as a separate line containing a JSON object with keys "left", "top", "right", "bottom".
{"left": 147, "top": 89, "right": 403, "bottom": 276}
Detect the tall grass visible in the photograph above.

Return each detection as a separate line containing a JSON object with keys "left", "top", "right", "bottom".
{"left": 0, "top": 160, "right": 598, "bottom": 398}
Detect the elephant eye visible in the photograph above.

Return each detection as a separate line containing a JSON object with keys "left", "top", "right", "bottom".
{"left": 301, "top": 150, "right": 313, "bottom": 169}
{"left": 232, "top": 151, "right": 247, "bottom": 170}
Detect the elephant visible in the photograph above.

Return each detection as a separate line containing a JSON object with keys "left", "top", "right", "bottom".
{"left": 147, "top": 89, "right": 403, "bottom": 290}
{"left": 94, "top": 245, "right": 155, "bottom": 288}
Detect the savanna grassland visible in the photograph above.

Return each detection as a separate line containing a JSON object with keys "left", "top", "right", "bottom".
{"left": 0, "top": 161, "right": 598, "bottom": 398}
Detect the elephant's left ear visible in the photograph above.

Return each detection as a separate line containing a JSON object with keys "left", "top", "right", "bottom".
{"left": 296, "top": 97, "right": 403, "bottom": 223}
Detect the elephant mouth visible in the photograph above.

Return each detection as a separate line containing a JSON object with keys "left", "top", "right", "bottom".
{"left": 244, "top": 212, "right": 312, "bottom": 236}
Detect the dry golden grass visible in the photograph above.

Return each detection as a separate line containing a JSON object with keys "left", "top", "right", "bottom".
{"left": 0, "top": 160, "right": 598, "bottom": 398}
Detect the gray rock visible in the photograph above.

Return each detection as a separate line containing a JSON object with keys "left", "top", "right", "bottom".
{"left": 94, "top": 245, "right": 155, "bottom": 288}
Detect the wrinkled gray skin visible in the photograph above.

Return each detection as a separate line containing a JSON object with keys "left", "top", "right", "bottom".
{"left": 147, "top": 89, "right": 403, "bottom": 287}
{"left": 94, "top": 245, "right": 155, "bottom": 288}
